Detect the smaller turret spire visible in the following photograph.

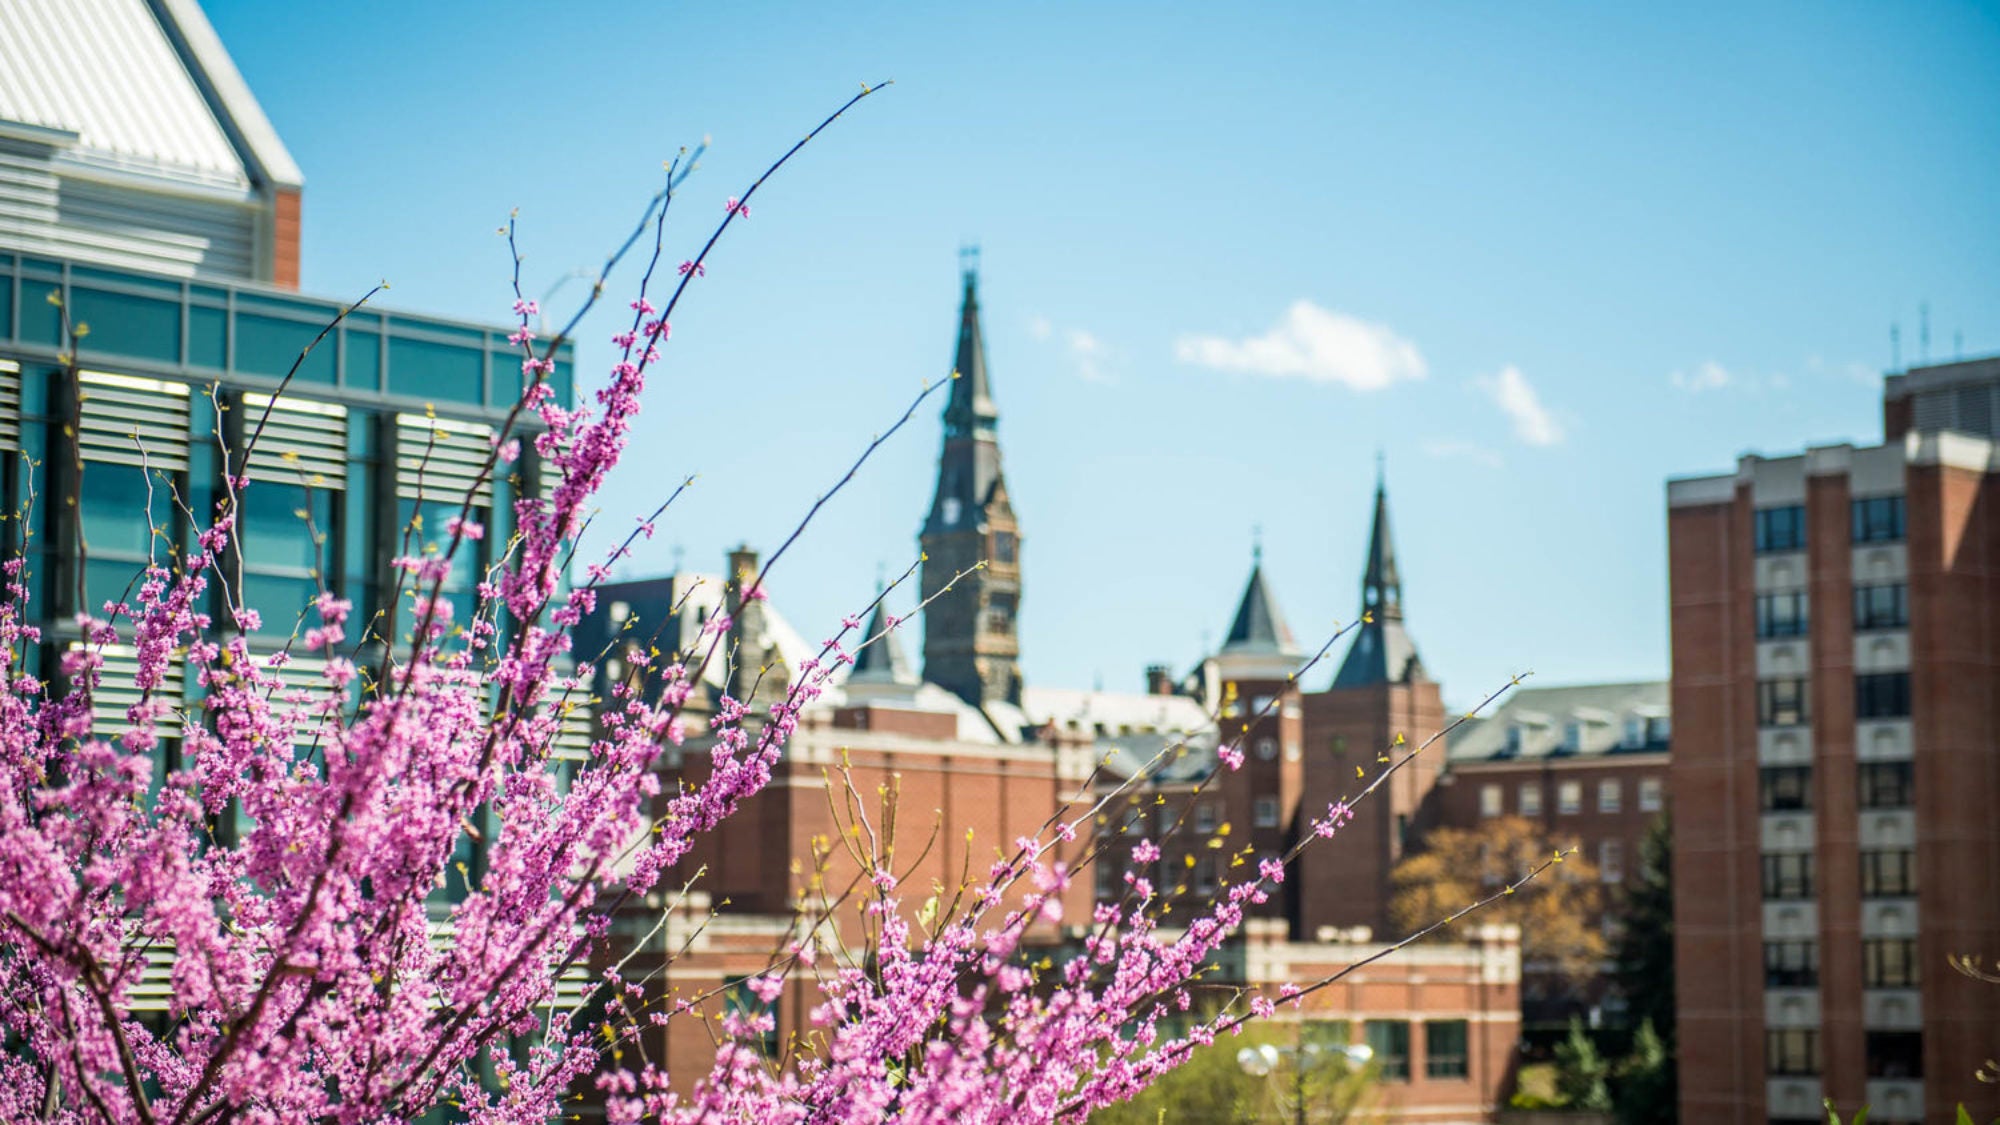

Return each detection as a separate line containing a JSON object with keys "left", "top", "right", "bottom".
{"left": 1221, "top": 552, "right": 1300, "bottom": 658}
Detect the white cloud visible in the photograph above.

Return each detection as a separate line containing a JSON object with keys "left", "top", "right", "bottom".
{"left": 1421, "top": 438, "right": 1503, "bottom": 468}
{"left": 1173, "top": 300, "right": 1426, "bottom": 391}
{"left": 1476, "top": 365, "right": 1564, "bottom": 446}
{"left": 1669, "top": 360, "right": 1730, "bottom": 393}
{"left": 1066, "top": 329, "right": 1112, "bottom": 383}
{"left": 1027, "top": 315, "right": 1052, "bottom": 342}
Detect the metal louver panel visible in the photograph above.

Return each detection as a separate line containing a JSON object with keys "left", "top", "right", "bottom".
{"left": 241, "top": 393, "right": 347, "bottom": 488}
{"left": 78, "top": 370, "right": 192, "bottom": 471}
{"left": 78, "top": 643, "right": 186, "bottom": 743}
{"left": 396, "top": 413, "right": 494, "bottom": 507}
{"left": 0, "top": 360, "right": 20, "bottom": 451}
{"left": 549, "top": 698, "right": 595, "bottom": 763}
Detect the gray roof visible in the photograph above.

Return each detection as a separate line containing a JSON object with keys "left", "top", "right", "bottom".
{"left": 848, "top": 601, "right": 917, "bottom": 685}
{"left": 1221, "top": 562, "right": 1300, "bottom": 657}
{"left": 1446, "top": 680, "right": 1670, "bottom": 763}
{"left": 924, "top": 268, "right": 1008, "bottom": 534}
{"left": 1331, "top": 480, "right": 1426, "bottom": 687}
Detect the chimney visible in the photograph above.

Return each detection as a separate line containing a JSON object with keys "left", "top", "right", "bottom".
{"left": 1144, "top": 664, "right": 1174, "bottom": 696}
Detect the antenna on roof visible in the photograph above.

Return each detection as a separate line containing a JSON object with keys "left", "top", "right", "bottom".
{"left": 1891, "top": 323, "right": 1901, "bottom": 371}
{"left": 875, "top": 560, "right": 887, "bottom": 594}
{"left": 671, "top": 543, "right": 685, "bottom": 572}
{"left": 1920, "top": 302, "right": 1930, "bottom": 363}
{"left": 1251, "top": 523, "right": 1263, "bottom": 565}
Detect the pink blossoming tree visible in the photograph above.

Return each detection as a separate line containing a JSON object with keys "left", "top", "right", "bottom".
{"left": 0, "top": 87, "right": 1548, "bottom": 1124}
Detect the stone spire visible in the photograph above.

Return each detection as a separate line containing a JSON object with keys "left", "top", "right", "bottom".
{"left": 920, "top": 260, "right": 1023, "bottom": 709}
{"left": 1332, "top": 471, "right": 1426, "bottom": 687}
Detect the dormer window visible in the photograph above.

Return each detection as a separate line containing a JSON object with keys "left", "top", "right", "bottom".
{"left": 1562, "top": 722, "right": 1583, "bottom": 753}
{"left": 1504, "top": 725, "right": 1523, "bottom": 755}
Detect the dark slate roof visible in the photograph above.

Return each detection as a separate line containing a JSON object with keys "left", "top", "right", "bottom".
{"left": 1446, "top": 681, "right": 1671, "bottom": 763}
{"left": 1222, "top": 562, "right": 1301, "bottom": 656}
{"left": 924, "top": 268, "right": 1007, "bottom": 535}
{"left": 1332, "top": 479, "right": 1425, "bottom": 687}
{"left": 944, "top": 270, "right": 997, "bottom": 432}
{"left": 848, "top": 601, "right": 917, "bottom": 685}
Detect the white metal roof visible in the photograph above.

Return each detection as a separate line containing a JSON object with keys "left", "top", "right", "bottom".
{"left": 0, "top": 0, "right": 300, "bottom": 190}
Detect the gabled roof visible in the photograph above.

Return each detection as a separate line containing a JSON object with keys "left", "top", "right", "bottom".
{"left": 0, "top": 0, "right": 302, "bottom": 191}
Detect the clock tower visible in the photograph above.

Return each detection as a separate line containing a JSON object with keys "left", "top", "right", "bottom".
{"left": 920, "top": 262, "right": 1023, "bottom": 710}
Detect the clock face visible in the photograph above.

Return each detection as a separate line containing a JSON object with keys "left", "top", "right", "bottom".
{"left": 942, "top": 497, "right": 962, "bottom": 526}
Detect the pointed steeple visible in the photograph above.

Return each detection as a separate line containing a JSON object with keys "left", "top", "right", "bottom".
{"left": 942, "top": 263, "right": 998, "bottom": 441}
{"left": 850, "top": 600, "right": 917, "bottom": 685}
{"left": 1333, "top": 470, "right": 1426, "bottom": 687}
{"left": 1222, "top": 541, "right": 1301, "bottom": 658}
{"left": 924, "top": 262, "right": 1007, "bottom": 538}
{"left": 920, "top": 256, "right": 1023, "bottom": 710}
{"left": 1361, "top": 462, "right": 1403, "bottom": 621}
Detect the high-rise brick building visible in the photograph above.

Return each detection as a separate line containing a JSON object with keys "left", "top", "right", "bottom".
{"left": 1668, "top": 355, "right": 2000, "bottom": 1125}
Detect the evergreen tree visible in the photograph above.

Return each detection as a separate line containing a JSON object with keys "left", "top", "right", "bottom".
{"left": 1554, "top": 1016, "right": 1613, "bottom": 1111}
{"left": 1615, "top": 815, "right": 1676, "bottom": 1043}
{"left": 1614, "top": 1019, "right": 1674, "bottom": 1125}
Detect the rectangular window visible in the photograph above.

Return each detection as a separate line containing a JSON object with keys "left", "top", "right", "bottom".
{"left": 1562, "top": 721, "right": 1583, "bottom": 753}
{"left": 992, "top": 530, "right": 1018, "bottom": 564}
{"left": 1194, "top": 856, "right": 1218, "bottom": 896}
{"left": 1598, "top": 779, "right": 1621, "bottom": 813}
{"left": 1759, "top": 766, "right": 1813, "bottom": 812}
{"left": 1755, "top": 505, "right": 1807, "bottom": 553}
{"left": 1851, "top": 495, "right": 1906, "bottom": 543}
{"left": 723, "top": 975, "right": 781, "bottom": 1057}
{"left": 1600, "top": 840, "right": 1624, "bottom": 882}
{"left": 1193, "top": 804, "right": 1217, "bottom": 834}
{"left": 1859, "top": 762, "right": 1914, "bottom": 810}
{"left": 1860, "top": 849, "right": 1918, "bottom": 897}
{"left": 1762, "top": 853, "right": 1815, "bottom": 900}
{"left": 1424, "top": 1020, "right": 1470, "bottom": 1079}
{"left": 1865, "top": 1031, "right": 1923, "bottom": 1079}
{"left": 1518, "top": 782, "right": 1543, "bottom": 816}
{"left": 1853, "top": 584, "right": 1909, "bottom": 631}
{"left": 1096, "top": 859, "right": 1119, "bottom": 900}
{"left": 1855, "top": 672, "right": 1911, "bottom": 719}
{"left": 1864, "top": 939, "right": 1920, "bottom": 988}
{"left": 1758, "top": 679, "right": 1810, "bottom": 728}
{"left": 1764, "top": 940, "right": 1819, "bottom": 987}
{"left": 1363, "top": 1020, "right": 1410, "bottom": 1081}
{"left": 1639, "top": 777, "right": 1665, "bottom": 812}
{"left": 1755, "top": 591, "right": 1810, "bottom": 638}
{"left": 1766, "top": 1028, "right": 1820, "bottom": 1076}
{"left": 1253, "top": 795, "right": 1280, "bottom": 829}
{"left": 1558, "top": 781, "right": 1582, "bottom": 815}
{"left": 1479, "top": 784, "right": 1503, "bottom": 818}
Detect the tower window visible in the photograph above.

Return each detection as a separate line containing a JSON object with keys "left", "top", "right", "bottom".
{"left": 1851, "top": 495, "right": 1906, "bottom": 543}
{"left": 1757, "top": 679, "right": 1810, "bottom": 728}
{"left": 1858, "top": 762, "right": 1914, "bottom": 809}
{"left": 1855, "top": 672, "right": 1911, "bottom": 719}
{"left": 984, "top": 593, "right": 1017, "bottom": 636}
{"left": 1755, "top": 591, "right": 1809, "bottom": 638}
{"left": 1755, "top": 505, "right": 1807, "bottom": 553}
{"left": 993, "top": 530, "right": 1017, "bottom": 563}
{"left": 1854, "top": 584, "right": 1909, "bottom": 631}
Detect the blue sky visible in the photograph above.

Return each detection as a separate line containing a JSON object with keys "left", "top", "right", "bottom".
{"left": 207, "top": 1, "right": 2000, "bottom": 707}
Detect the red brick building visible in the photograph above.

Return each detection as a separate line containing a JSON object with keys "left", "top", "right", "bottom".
{"left": 1668, "top": 355, "right": 2000, "bottom": 1125}
{"left": 581, "top": 268, "right": 1529, "bottom": 1120}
